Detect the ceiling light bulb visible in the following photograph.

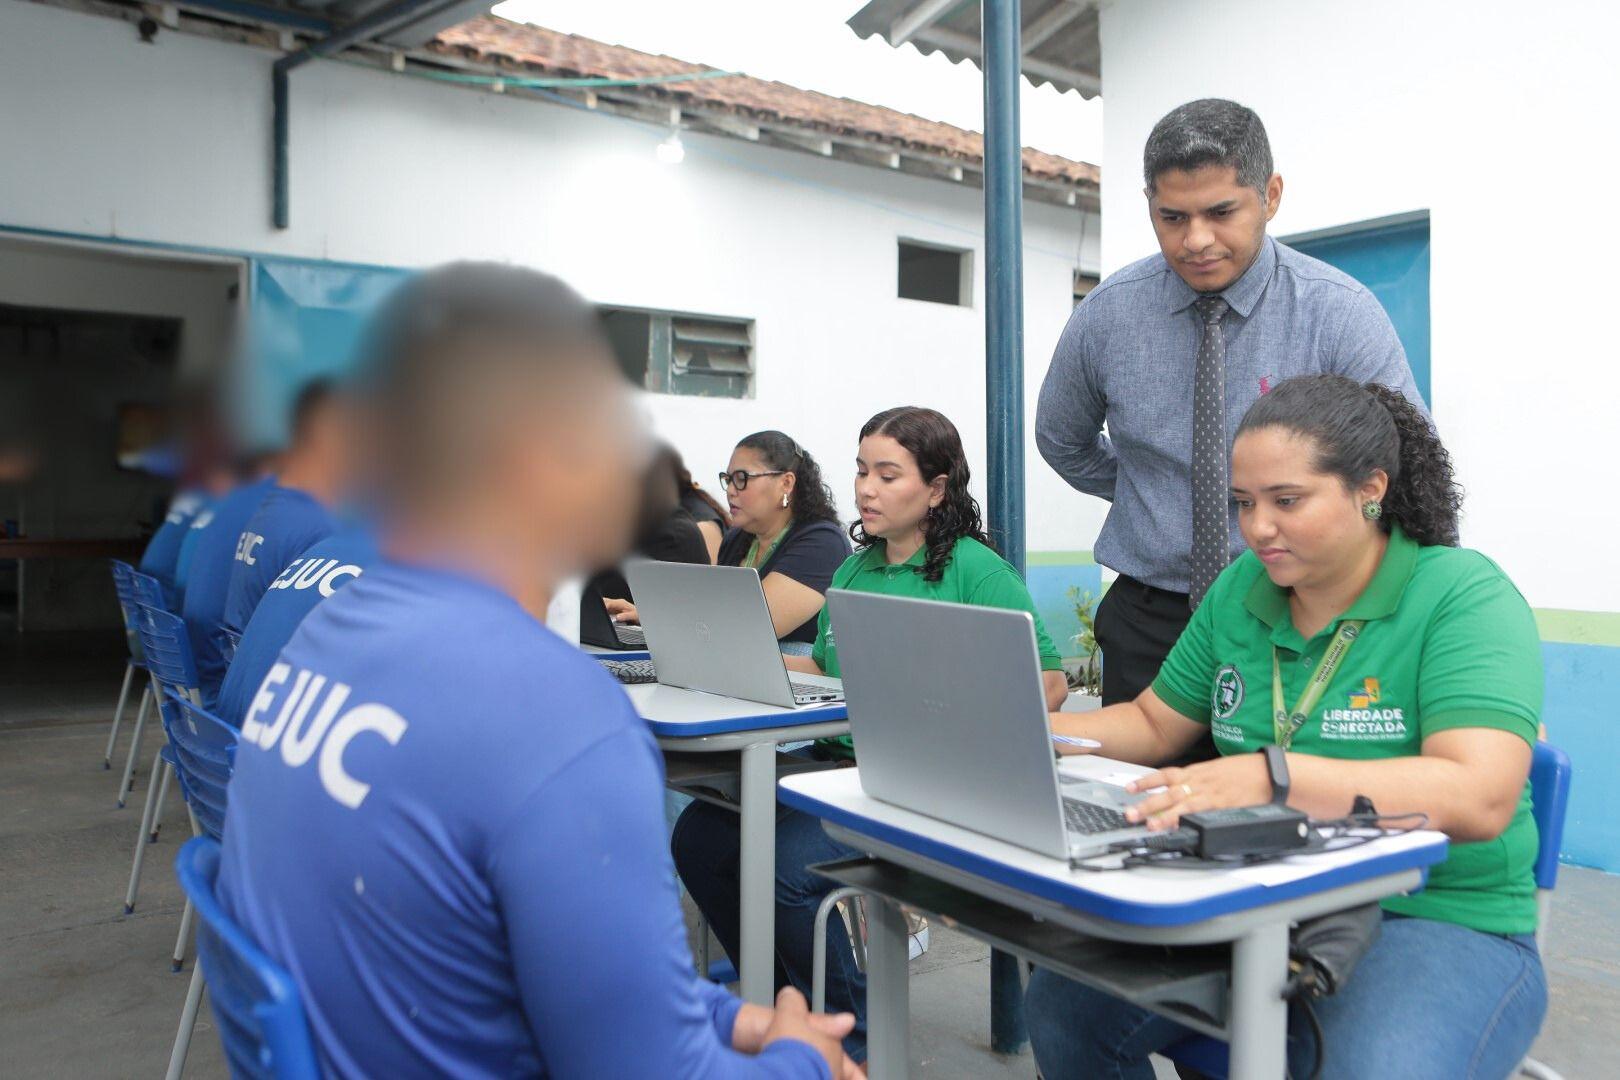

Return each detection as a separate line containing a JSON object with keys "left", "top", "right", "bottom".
{"left": 656, "top": 130, "right": 685, "bottom": 165}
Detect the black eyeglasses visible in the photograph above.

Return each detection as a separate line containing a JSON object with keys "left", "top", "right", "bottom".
{"left": 718, "top": 470, "right": 787, "bottom": 492}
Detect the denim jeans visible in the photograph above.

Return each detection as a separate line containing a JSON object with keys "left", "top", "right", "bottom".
{"left": 1025, "top": 912, "right": 1547, "bottom": 1079}
{"left": 671, "top": 799, "right": 868, "bottom": 1060}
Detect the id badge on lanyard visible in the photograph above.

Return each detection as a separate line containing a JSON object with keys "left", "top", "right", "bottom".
{"left": 1271, "top": 620, "right": 1364, "bottom": 749}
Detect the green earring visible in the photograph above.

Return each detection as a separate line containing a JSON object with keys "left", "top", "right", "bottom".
{"left": 1362, "top": 500, "right": 1383, "bottom": 521}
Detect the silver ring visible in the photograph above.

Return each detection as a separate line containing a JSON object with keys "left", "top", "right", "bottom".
{"left": 1179, "top": 783, "right": 1194, "bottom": 798}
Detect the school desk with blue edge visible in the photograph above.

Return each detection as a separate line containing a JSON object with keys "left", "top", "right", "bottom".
{"left": 580, "top": 643, "right": 651, "bottom": 661}
{"left": 622, "top": 681, "right": 849, "bottom": 1007}
{"left": 779, "top": 756, "right": 1449, "bottom": 1079}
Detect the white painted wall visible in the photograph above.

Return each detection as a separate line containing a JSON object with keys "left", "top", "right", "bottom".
{"left": 0, "top": 1, "right": 1105, "bottom": 555}
{"left": 1096, "top": 0, "right": 1620, "bottom": 612}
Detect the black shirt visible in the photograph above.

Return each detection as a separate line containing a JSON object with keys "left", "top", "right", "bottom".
{"left": 717, "top": 518, "right": 851, "bottom": 644}
{"left": 593, "top": 508, "right": 710, "bottom": 602}
{"left": 680, "top": 489, "right": 725, "bottom": 530}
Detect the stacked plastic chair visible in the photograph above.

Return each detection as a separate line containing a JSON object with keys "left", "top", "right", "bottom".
{"left": 125, "top": 597, "right": 201, "bottom": 916}
{"left": 175, "top": 837, "right": 319, "bottom": 1080}
{"left": 106, "top": 561, "right": 154, "bottom": 794}
{"left": 156, "top": 692, "right": 241, "bottom": 1078}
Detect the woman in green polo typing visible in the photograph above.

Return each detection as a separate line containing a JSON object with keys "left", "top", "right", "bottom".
{"left": 673, "top": 406, "right": 1068, "bottom": 1063}
{"left": 1035, "top": 375, "right": 1546, "bottom": 1078}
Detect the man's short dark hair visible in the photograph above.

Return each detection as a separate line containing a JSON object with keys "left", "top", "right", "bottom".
{"left": 1143, "top": 99, "right": 1273, "bottom": 197}
{"left": 355, "top": 262, "right": 615, "bottom": 507}
{"left": 288, "top": 379, "right": 336, "bottom": 444}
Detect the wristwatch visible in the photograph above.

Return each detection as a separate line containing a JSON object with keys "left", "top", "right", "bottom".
{"left": 1260, "top": 745, "right": 1290, "bottom": 805}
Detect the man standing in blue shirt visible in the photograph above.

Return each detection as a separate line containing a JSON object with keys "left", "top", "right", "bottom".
{"left": 212, "top": 524, "right": 376, "bottom": 728}
{"left": 1035, "top": 98, "right": 1425, "bottom": 715}
{"left": 217, "top": 263, "right": 854, "bottom": 1079}
{"left": 180, "top": 472, "right": 276, "bottom": 705}
{"left": 222, "top": 382, "right": 350, "bottom": 641}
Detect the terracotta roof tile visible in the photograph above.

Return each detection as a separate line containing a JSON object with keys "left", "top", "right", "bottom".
{"left": 430, "top": 17, "right": 1099, "bottom": 189}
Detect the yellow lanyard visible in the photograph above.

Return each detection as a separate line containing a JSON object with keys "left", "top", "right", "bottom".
{"left": 1271, "top": 620, "right": 1363, "bottom": 749}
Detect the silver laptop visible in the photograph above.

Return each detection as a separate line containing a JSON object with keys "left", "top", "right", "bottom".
{"left": 825, "top": 590, "right": 1150, "bottom": 860}
{"left": 622, "top": 561, "right": 844, "bottom": 709}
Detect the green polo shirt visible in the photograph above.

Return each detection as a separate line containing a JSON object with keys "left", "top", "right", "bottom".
{"left": 812, "top": 536, "right": 1064, "bottom": 757}
{"left": 1152, "top": 525, "right": 1542, "bottom": 935}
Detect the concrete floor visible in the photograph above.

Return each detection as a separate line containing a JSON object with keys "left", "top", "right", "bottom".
{"left": 2, "top": 630, "right": 1616, "bottom": 1078}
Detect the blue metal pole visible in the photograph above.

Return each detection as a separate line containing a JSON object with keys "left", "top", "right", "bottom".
{"left": 982, "top": 0, "right": 1025, "bottom": 577}
{"left": 272, "top": 65, "right": 290, "bottom": 229}
{"left": 271, "top": 0, "right": 458, "bottom": 229}
{"left": 983, "top": 0, "right": 1030, "bottom": 1055}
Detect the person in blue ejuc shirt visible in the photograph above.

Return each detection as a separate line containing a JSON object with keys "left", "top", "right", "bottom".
{"left": 212, "top": 524, "right": 377, "bottom": 729}
{"left": 221, "top": 381, "right": 352, "bottom": 644}
{"left": 216, "top": 262, "right": 857, "bottom": 1079}
{"left": 180, "top": 472, "right": 277, "bottom": 703}
{"left": 138, "top": 488, "right": 208, "bottom": 599}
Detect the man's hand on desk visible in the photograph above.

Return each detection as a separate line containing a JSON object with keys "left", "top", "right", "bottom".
{"left": 735, "top": 987, "right": 863, "bottom": 1078}
{"left": 1124, "top": 754, "right": 1273, "bottom": 830}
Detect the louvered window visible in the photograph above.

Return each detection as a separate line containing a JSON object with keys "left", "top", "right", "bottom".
{"left": 600, "top": 307, "right": 754, "bottom": 399}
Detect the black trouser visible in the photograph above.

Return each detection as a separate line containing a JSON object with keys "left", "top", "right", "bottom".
{"left": 1095, "top": 574, "right": 1214, "bottom": 765}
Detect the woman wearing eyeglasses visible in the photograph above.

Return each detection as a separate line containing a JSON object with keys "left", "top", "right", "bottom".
{"left": 613, "top": 430, "right": 849, "bottom": 654}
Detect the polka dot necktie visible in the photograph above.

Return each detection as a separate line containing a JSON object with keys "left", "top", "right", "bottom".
{"left": 1189, "top": 295, "right": 1231, "bottom": 610}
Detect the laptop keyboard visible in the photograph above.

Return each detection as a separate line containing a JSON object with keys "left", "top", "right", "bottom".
{"left": 602, "top": 659, "right": 658, "bottom": 684}
{"left": 614, "top": 624, "right": 646, "bottom": 646}
{"left": 602, "top": 660, "right": 837, "bottom": 701}
{"left": 1063, "top": 797, "right": 1132, "bottom": 836}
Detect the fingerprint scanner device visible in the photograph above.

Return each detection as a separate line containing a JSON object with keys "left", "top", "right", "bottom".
{"left": 1182, "top": 805, "right": 1312, "bottom": 860}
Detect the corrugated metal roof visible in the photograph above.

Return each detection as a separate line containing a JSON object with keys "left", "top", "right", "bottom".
{"left": 846, "top": 0, "right": 1100, "bottom": 99}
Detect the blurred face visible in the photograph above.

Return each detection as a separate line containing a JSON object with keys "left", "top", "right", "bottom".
{"left": 308, "top": 397, "right": 358, "bottom": 495}
{"left": 1147, "top": 165, "right": 1282, "bottom": 293}
{"left": 854, "top": 434, "right": 945, "bottom": 541}
{"left": 1230, "top": 427, "right": 1388, "bottom": 593}
{"left": 510, "top": 362, "right": 644, "bottom": 576}
{"left": 722, "top": 446, "right": 793, "bottom": 535}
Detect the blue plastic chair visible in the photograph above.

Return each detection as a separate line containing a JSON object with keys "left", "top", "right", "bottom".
{"left": 175, "top": 837, "right": 320, "bottom": 1080}
{"left": 115, "top": 568, "right": 178, "bottom": 806}
{"left": 160, "top": 696, "right": 241, "bottom": 1078}
{"left": 1163, "top": 742, "right": 1572, "bottom": 1079}
{"left": 125, "top": 601, "right": 202, "bottom": 916}
{"left": 108, "top": 561, "right": 154, "bottom": 790}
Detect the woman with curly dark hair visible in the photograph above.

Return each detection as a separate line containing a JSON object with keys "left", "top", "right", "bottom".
{"left": 1037, "top": 375, "right": 1547, "bottom": 1078}
{"left": 673, "top": 407, "right": 1067, "bottom": 1066}
{"left": 807, "top": 405, "right": 1067, "bottom": 713}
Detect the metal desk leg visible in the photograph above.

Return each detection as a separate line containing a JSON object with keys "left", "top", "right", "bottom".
{"left": 1228, "top": 920, "right": 1290, "bottom": 1079}
{"left": 865, "top": 895, "right": 911, "bottom": 1079}
{"left": 738, "top": 740, "right": 777, "bottom": 1005}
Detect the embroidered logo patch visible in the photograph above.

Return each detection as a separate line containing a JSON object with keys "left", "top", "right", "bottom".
{"left": 1211, "top": 665, "right": 1245, "bottom": 720}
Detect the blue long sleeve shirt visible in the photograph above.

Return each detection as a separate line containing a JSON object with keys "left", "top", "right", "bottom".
{"left": 217, "top": 560, "right": 827, "bottom": 1079}
{"left": 180, "top": 477, "right": 275, "bottom": 701}
{"left": 212, "top": 525, "right": 377, "bottom": 728}
{"left": 222, "top": 484, "right": 336, "bottom": 639}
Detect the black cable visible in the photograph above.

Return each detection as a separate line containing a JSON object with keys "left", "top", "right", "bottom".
{"left": 1069, "top": 811, "right": 1430, "bottom": 872}
{"left": 1294, "top": 996, "right": 1325, "bottom": 1080}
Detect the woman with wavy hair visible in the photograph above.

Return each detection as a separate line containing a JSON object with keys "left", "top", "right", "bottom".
{"left": 673, "top": 406, "right": 1067, "bottom": 1065}
{"left": 1036, "top": 375, "right": 1547, "bottom": 1077}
